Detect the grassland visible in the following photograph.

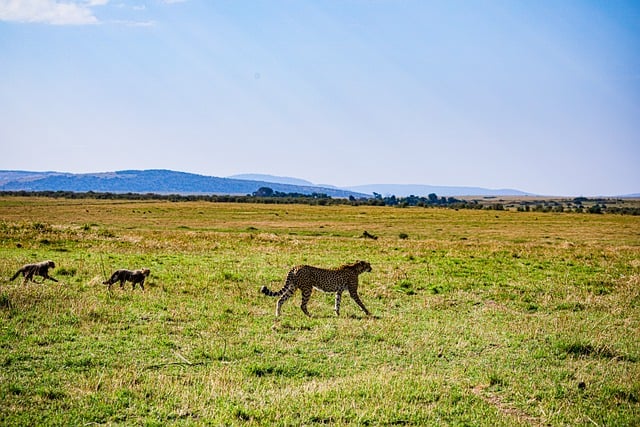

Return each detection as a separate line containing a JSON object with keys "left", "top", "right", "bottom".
{"left": 0, "top": 197, "right": 638, "bottom": 426}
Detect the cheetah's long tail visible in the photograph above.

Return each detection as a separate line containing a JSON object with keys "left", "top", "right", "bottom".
{"left": 102, "top": 272, "right": 117, "bottom": 285}
{"left": 260, "top": 270, "right": 294, "bottom": 297}
{"left": 260, "top": 285, "right": 286, "bottom": 297}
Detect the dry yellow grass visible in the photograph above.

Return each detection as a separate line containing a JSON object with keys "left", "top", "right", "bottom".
{"left": 0, "top": 196, "right": 638, "bottom": 425}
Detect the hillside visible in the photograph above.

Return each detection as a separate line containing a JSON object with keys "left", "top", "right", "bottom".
{"left": 0, "top": 170, "right": 556, "bottom": 197}
{"left": 0, "top": 170, "right": 369, "bottom": 198}
{"left": 344, "top": 183, "right": 531, "bottom": 197}
{"left": 227, "top": 174, "right": 316, "bottom": 187}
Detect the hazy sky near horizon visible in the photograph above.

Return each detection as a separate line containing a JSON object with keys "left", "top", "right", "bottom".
{"left": 1, "top": 0, "right": 638, "bottom": 196}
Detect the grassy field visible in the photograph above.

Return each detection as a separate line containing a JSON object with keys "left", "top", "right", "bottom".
{"left": 0, "top": 197, "right": 638, "bottom": 426}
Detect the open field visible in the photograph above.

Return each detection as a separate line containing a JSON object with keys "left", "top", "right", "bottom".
{"left": 1, "top": 197, "right": 639, "bottom": 426}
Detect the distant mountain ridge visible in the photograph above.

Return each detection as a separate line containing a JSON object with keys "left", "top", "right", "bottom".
{"left": 344, "top": 183, "right": 531, "bottom": 197}
{"left": 229, "top": 174, "right": 532, "bottom": 197}
{"left": 0, "top": 170, "right": 368, "bottom": 198}
{"left": 227, "top": 174, "right": 315, "bottom": 187}
{"left": 0, "top": 169, "right": 547, "bottom": 197}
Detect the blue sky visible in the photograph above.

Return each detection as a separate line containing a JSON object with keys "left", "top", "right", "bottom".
{"left": 1, "top": 0, "right": 638, "bottom": 196}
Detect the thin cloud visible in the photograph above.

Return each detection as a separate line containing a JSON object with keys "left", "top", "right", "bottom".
{"left": 0, "top": 0, "right": 184, "bottom": 26}
{"left": 110, "top": 19, "right": 154, "bottom": 27}
{"left": 0, "top": 0, "right": 103, "bottom": 25}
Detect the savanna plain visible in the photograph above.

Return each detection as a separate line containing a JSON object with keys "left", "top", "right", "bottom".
{"left": 0, "top": 197, "right": 639, "bottom": 426}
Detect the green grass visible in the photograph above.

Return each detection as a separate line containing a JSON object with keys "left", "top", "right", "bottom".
{"left": 0, "top": 197, "right": 639, "bottom": 425}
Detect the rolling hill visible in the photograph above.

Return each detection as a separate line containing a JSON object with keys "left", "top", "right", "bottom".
{"left": 0, "top": 170, "right": 544, "bottom": 197}
{"left": 0, "top": 170, "right": 369, "bottom": 198}
{"left": 343, "top": 183, "right": 531, "bottom": 197}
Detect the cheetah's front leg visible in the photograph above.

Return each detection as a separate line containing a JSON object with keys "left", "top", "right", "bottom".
{"left": 349, "top": 289, "right": 371, "bottom": 316}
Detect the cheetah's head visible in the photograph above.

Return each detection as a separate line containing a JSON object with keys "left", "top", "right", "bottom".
{"left": 356, "top": 260, "right": 372, "bottom": 273}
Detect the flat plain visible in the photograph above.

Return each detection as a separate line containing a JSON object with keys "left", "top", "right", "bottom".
{"left": 1, "top": 197, "right": 639, "bottom": 426}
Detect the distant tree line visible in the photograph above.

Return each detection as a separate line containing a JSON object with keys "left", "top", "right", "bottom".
{"left": 367, "top": 192, "right": 463, "bottom": 207}
{"left": 0, "top": 190, "right": 345, "bottom": 206}
{"left": 1, "top": 190, "right": 638, "bottom": 215}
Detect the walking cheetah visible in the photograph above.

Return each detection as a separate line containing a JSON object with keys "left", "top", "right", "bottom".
{"left": 261, "top": 261, "right": 372, "bottom": 317}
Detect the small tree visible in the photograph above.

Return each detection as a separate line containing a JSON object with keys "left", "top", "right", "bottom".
{"left": 588, "top": 204, "right": 603, "bottom": 214}
{"left": 253, "top": 187, "right": 274, "bottom": 197}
